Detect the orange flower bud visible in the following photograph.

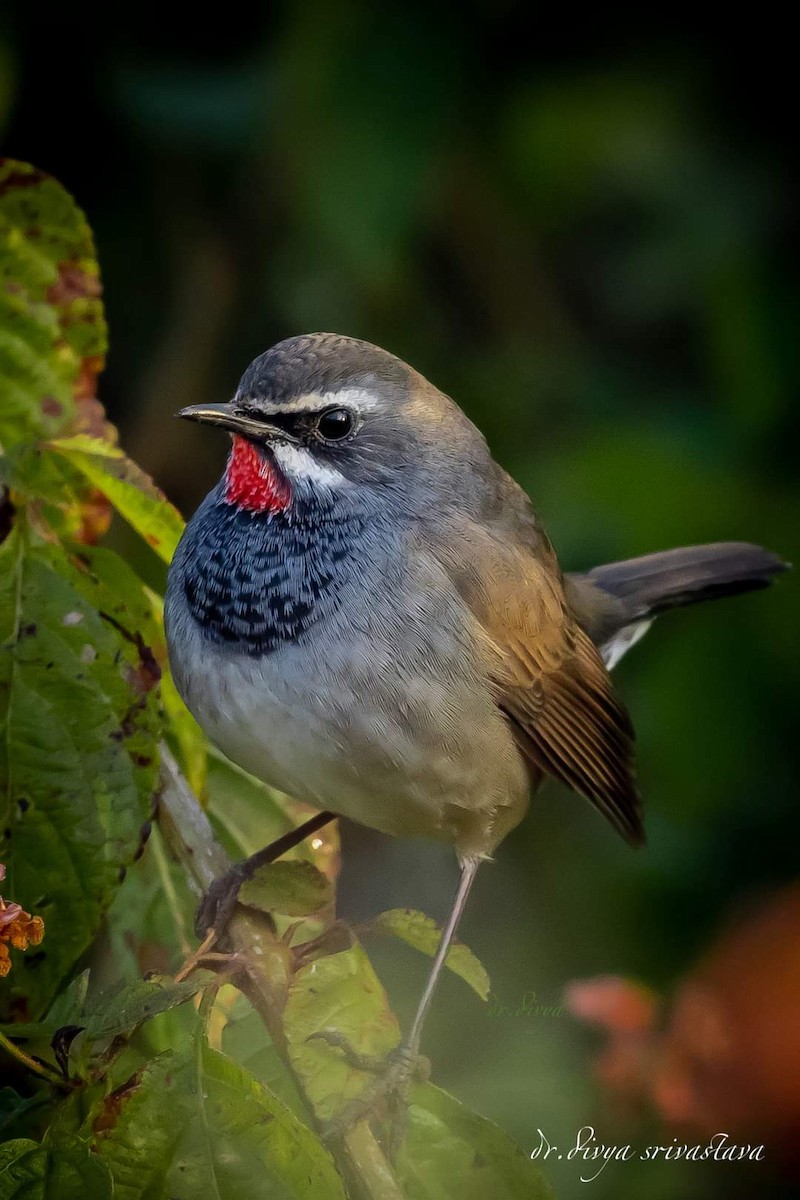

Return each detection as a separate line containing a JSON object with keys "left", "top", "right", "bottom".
{"left": 0, "top": 865, "right": 45, "bottom": 977}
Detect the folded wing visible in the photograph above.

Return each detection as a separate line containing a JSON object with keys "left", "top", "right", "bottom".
{"left": 435, "top": 517, "right": 644, "bottom": 846}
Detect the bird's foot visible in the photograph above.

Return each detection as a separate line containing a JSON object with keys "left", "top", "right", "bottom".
{"left": 193, "top": 812, "right": 337, "bottom": 946}
{"left": 194, "top": 860, "right": 256, "bottom": 944}
{"left": 174, "top": 928, "right": 245, "bottom": 984}
{"left": 309, "top": 1030, "right": 430, "bottom": 1157}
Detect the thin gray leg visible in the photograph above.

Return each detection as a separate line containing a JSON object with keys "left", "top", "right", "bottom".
{"left": 406, "top": 856, "right": 480, "bottom": 1051}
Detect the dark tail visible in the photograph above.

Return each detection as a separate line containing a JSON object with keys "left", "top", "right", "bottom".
{"left": 566, "top": 542, "right": 788, "bottom": 666}
{"left": 584, "top": 542, "right": 788, "bottom": 618}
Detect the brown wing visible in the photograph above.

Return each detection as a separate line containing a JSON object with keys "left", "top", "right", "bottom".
{"left": 432, "top": 515, "right": 644, "bottom": 846}
{"left": 498, "top": 619, "right": 644, "bottom": 846}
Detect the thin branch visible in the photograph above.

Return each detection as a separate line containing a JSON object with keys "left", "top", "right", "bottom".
{"left": 157, "top": 743, "right": 404, "bottom": 1200}
{"left": 0, "top": 1029, "right": 68, "bottom": 1088}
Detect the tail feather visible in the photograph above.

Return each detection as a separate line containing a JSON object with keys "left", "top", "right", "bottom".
{"left": 585, "top": 542, "right": 788, "bottom": 618}
{"left": 566, "top": 542, "right": 788, "bottom": 668}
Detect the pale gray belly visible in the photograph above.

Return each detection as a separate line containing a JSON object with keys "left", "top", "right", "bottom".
{"left": 170, "top": 621, "right": 529, "bottom": 857}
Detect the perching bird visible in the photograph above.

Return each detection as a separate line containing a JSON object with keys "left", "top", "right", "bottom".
{"left": 164, "top": 332, "right": 785, "bottom": 1094}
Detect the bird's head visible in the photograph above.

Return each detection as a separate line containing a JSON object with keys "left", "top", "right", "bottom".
{"left": 178, "top": 333, "right": 488, "bottom": 516}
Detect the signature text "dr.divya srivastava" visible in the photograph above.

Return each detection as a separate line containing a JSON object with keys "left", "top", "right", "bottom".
{"left": 531, "top": 1126, "right": 765, "bottom": 1182}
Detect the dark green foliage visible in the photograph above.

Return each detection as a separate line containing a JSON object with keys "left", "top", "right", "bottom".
{"left": 0, "top": 1132, "right": 113, "bottom": 1200}
{"left": 93, "top": 1036, "right": 346, "bottom": 1200}
{"left": 0, "top": 533, "right": 160, "bottom": 1018}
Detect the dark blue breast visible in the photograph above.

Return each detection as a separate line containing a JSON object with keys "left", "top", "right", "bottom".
{"left": 176, "top": 487, "right": 365, "bottom": 656}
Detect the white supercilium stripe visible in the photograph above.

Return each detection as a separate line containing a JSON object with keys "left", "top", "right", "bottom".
{"left": 246, "top": 387, "right": 380, "bottom": 415}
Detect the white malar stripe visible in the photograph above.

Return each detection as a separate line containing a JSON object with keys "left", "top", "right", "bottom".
{"left": 270, "top": 442, "right": 349, "bottom": 488}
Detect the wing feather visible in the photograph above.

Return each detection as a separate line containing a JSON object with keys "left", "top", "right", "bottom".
{"left": 498, "top": 622, "right": 643, "bottom": 845}
{"left": 430, "top": 513, "right": 644, "bottom": 846}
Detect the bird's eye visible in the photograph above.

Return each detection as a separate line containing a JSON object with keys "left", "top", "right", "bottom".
{"left": 315, "top": 407, "right": 354, "bottom": 442}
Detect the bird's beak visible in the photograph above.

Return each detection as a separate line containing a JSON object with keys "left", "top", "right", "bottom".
{"left": 177, "top": 403, "right": 297, "bottom": 442}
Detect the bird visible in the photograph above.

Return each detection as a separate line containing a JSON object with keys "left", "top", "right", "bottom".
{"left": 164, "top": 331, "right": 786, "bottom": 1113}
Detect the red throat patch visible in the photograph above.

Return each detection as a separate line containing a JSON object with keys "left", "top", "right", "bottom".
{"left": 224, "top": 436, "right": 291, "bottom": 513}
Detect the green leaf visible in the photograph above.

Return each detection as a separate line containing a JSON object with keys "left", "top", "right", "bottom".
{"left": 81, "top": 975, "right": 204, "bottom": 1043}
{"left": 0, "top": 161, "right": 107, "bottom": 450}
{"left": 239, "top": 860, "right": 334, "bottom": 917}
{"left": 0, "top": 1133, "right": 113, "bottom": 1200}
{"left": 100, "top": 827, "right": 196, "bottom": 998}
{"left": 160, "top": 668, "right": 208, "bottom": 799}
{"left": 0, "top": 528, "right": 160, "bottom": 1018}
{"left": 1, "top": 966, "right": 202, "bottom": 1075}
{"left": 1, "top": 955, "right": 199, "bottom": 1052}
{"left": 397, "top": 1083, "right": 555, "bottom": 1200}
{"left": 284, "top": 939, "right": 401, "bottom": 1124}
{"left": 94, "top": 1036, "right": 346, "bottom": 1199}
{"left": 205, "top": 753, "right": 340, "bottom": 890}
{"left": 48, "top": 436, "right": 184, "bottom": 563}
{"left": 43, "top": 969, "right": 90, "bottom": 1031}
{"left": 140, "top": 585, "right": 209, "bottom": 798}
{"left": 32, "top": 974, "right": 207, "bottom": 1082}
{"left": 221, "top": 998, "right": 310, "bottom": 1122}
{"left": 0, "top": 1090, "right": 47, "bottom": 1140}
{"left": 205, "top": 754, "right": 298, "bottom": 858}
{"left": 43, "top": 435, "right": 123, "bottom": 458}
{"left": 367, "top": 909, "right": 491, "bottom": 1001}
{"left": 0, "top": 971, "right": 90, "bottom": 1042}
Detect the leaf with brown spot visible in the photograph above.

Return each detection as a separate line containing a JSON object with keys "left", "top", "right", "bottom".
{"left": 0, "top": 529, "right": 160, "bottom": 1019}
{"left": 0, "top": 160, "right": 109, "bottom": 449}
{"left": 93, "top": 1036, "right": 345, "bottom": 1199}
{"left": 92, "top": 1069, "right": 145, "bottom": 1136}
{"left": 0, "top": 160, "right": 121, "bottom": 544}
{"left": 48, "top": 436, "right": 184, "bottom": 564}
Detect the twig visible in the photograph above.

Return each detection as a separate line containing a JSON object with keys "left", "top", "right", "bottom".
{"left": 156, "top": 743, "right": 404, "bottom": 1200}
{"left": 0, "top": 1029, "right": 68, "bottom": 1088}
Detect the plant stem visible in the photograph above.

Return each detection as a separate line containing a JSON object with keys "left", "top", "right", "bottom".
{"left": 157, "top": 742, "right": 403, "bottom": 1200}
{"left": 0, "top": 1029, "right": 66, "bottom": 1088}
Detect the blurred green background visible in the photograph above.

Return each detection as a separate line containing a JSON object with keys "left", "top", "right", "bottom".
{"left": 1, "top": 7, "right": 797, "bottom": 1197}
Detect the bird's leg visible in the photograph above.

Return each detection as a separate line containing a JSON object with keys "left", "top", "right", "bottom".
{"left": 195, "top": 809, "right": 336, "bottom": 940}
{"left": 404, "top": 856, "right": 480, "bottom": 1054}
{"left": 318, "top": 857, "right": 480, "bottom": 1152}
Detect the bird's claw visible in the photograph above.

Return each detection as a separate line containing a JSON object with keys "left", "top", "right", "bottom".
{"left": 309, "top": 1030, "right": 430, "bottom": 1156}
{"left": 194, "top": 861, "right": 252, "bottom": 942}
